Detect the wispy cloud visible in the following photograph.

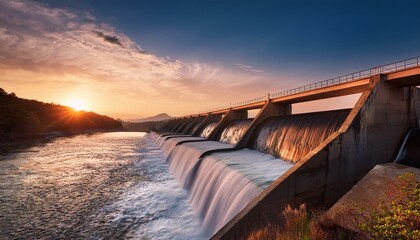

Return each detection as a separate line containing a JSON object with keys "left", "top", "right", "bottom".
{"left": 0, "top": 0, "right": 278, "bottom": 117}
{"left": 235, "top": 63, "right": 264, "bottom": 73}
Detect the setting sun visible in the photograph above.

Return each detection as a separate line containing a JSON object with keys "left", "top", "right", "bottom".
{"left": 68, "top": 99, "right": 87, "bottom": 111}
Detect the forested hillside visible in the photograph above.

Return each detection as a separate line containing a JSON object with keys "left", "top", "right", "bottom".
{"left": 0, "top": 88, "right": 122, "bottom": 137}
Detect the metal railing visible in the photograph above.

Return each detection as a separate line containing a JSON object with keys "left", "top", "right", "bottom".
{"left": 196, "top": 56, "right": 420, "bottom": 115}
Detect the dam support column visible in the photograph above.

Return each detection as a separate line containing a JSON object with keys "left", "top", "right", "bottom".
{"left": 159, "top": 118, "right": 182, "bottom": 134}
{"left": 182, "top": 116, "right": 204, "bottom": 134}
{"left": 235, "top": 101, "right": 291, "bottom": 149}
{"left": 325, "top": 76, "right": 420, "bottom": 204}
{"left": 207, "top": 109, "right": 248, "bottom": 141}
{"left": 410, "top": 86, "right": 420, "bottom": 128}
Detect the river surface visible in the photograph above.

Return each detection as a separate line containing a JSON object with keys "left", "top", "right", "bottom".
{"left": 0, "top": 132, "right": 205, "bottom": 240}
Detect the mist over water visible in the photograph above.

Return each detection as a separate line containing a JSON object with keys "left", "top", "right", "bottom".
{"left": 0, "top": 132, "right": 205, "bottom": 240}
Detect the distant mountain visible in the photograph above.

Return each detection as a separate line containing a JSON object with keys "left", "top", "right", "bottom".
{"left": 127, "top": 113, "right": 172, "bottom": 123}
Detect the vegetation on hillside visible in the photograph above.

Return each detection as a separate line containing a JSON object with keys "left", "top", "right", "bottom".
{"left": 0, "top": 88, "right": 122, "bottom": 138}
{"left": 246, "top": 173, "right": 420, "bottom": 240}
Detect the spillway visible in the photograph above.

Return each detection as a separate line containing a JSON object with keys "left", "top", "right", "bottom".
{"left": 152, "top": 63, "right": 420, "bottom": 239}
{"left": 155, "top": 130, "right": 294, "bottom": 235}
{"left": 200, "top": 122, "right": 218, "bottom": 138}
{"left": 161, "top": 136, "right": 205, "bottom": 156}
{"left": 394, "top": 128, "right": 420, "bottom": 168}
{"left": 250, "top": 109, "right": 349, "bottom": 162}
{"left": 166, "top": 141, "right": 234, "bottom": 187}
{"left": 190, "top": 149, "right": 293, "bottom": 235}
{"left": 154, "top": 109, "right": 349, "bottom": 236}
{"left": 218, "top": 119, "right": 252, "bottom": 145}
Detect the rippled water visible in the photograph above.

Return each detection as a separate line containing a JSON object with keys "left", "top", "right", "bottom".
{"left": 0, "top": 132, "right": 205, "bottom": 240}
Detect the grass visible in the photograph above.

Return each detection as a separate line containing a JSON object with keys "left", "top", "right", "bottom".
{"left": 246, "top": 173, "right": 419, "bottom": 240}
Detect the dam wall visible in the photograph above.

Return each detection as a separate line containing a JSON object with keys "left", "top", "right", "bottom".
{"left": 153, "top": 61, "right": 420, "bottom": 239}
{"left": 213, "top": 75, "right": 420, "bottom": 239}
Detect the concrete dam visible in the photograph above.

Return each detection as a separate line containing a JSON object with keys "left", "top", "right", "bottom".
{"left": 152, "top": 57, "right": 420, "bottom": 239}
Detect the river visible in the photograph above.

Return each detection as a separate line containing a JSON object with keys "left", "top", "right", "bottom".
{"left": 0, "top": 132, "right": 206, "bottom": 239}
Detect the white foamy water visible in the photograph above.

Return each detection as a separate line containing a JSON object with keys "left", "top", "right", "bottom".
{"left": 200, "top": 122, "right": 218, "bottom": 138}
{"left": 166, "top": 141, "right": 234, "bottom": 187}
{"left": 103, "top": 136, "right": 206, "bottom": 239}
{"left": 156, "top": 131, "right": 294, "bottom": 236}
{"left": 189, "top": 149, "right": 293, "bottom": 235}
{"left": 0, "top": 132, "right": 206, "bottom": 240}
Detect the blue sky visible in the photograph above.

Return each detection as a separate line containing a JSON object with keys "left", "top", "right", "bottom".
{"left": 2, "top": 0, "right": 420, "bottom": 118}
{"left": 43, "top": 0, "right": 420, "bottom": 76}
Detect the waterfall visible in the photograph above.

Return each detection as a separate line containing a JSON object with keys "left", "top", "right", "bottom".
{"left": 157, "top": 131, "right": 293, "bottom": 236}
{"left": 184, "top": 117, "right": 205, "bottom": 135}
{"left": 161, "top": 137, "right": 293, "bottom": 235}
{"left": 167, "top": 120, "right": 184, "bottom": 132}
{"left": 250, "top": 109, "right": 350, "bottom": 162}
{"left": 154, "top": 109, "right": 348, "bottom": 236}
{"left": 218, "top": 119, "right": 252, "bottom": 145}
{"left": 161, "top": 136, "right": 205, "bottom": 157}
{"left": 175, "top": 118, "right": 195, "bottom": 133}
{"left": 166, "top": 141, "right": 234, "bottom": 187}
{"left": 189, "top": 149, "right": 293, "bottom": 235}
{"left": 200, "top": 122, "right": 218, "bottom": 138}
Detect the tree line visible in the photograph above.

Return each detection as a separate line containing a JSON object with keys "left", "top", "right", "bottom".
{"left": 0, "top": 88, "right": 122, "bottom": 137}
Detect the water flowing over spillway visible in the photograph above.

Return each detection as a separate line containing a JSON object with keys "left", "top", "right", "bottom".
{"left": 218, "top": 119, "right": 252, "bottom": 145}
{"left": 189, "top": 150, "right": 293, "bottom": 235}
{"left": 174, "top": 118, "right": 194, "bottom": 133}
{"left": 156, "top": 132, "right": 294, "bottom": 235}
{"left": 165, "top": 141, "right": 234, "bottom": 186}
{"left": 161, "top": 136, "right": 205, "bottom": 156}
{"left": 200, "top": 122, "right": 218, "bottom": 138}
{"left": 250, "top": 109, "right": 350, "bottom": 162}
{"left": 155, "top": 109, "right": 350, "bottom": 236}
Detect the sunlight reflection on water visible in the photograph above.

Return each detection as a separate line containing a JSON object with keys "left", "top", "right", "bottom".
{"left": 0, "top": 132, "right": 204, "bottom": 239}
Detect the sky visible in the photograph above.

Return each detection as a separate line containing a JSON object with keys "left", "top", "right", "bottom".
{"left": 1, "top": 0, "right": 420, "bottom": 119}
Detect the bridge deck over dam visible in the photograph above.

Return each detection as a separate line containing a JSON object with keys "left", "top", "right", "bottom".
{"left": 154, "top": 56, "right": 420, "bottom": 239}
{"left": 180, "top": 56, "right": 420, "bottom": 118}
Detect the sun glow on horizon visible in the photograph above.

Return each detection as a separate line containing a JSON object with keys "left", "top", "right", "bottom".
{"left": 67, "top": 98, "right": 88, "bottom": 111}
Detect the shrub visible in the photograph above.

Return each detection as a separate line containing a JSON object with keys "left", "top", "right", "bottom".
{"left": 359, "top": 173, "right": 420, "bottom": 240}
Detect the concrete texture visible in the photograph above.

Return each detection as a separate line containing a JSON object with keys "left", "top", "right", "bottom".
{"left": 153, "top": 69, "right": 420, "bottom": 240}
{"left": 212, "top": 74, "right": 420, "bottom": 239}
{"left": 325, "top": 163, "right": 420, "bottom": 232}
{"left": 182, "top": 116, "right": 204, "bottom": 134}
